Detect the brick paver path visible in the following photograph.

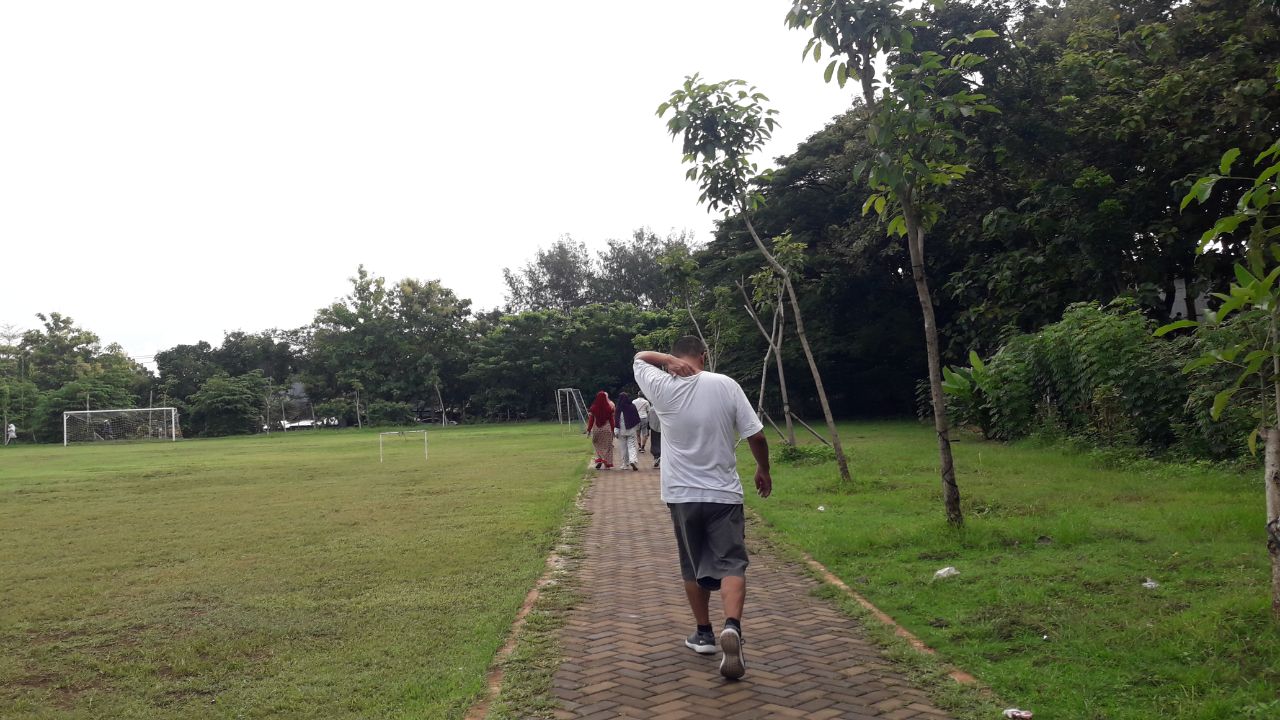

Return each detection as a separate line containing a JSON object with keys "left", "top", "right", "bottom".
{"left": 550, "top": 451, "right": 954, "bottom": 720}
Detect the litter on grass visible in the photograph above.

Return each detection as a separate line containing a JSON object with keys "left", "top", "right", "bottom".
{"left": 1142, "top": 578, "right": 1160, "bottom": 589}
{"left": 933, "top": 566, "right": 960, "bottom": 580}
{"left": 817, "top": 505, "right": 826, "bottom": 512}
{"left": 1002, "top": 709, "right": 1033, "bottom": 719}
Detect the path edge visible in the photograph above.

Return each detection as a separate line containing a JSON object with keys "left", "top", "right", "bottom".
{"left": 746, "top": 511, "right": 1007, "bottom": 719}
{"left": 463, "top": 469, "right": 593, "bottom": 720}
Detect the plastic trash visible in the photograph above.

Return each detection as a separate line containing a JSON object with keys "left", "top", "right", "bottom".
{"left": 1003, "top": 710, "right": 1033, "bottom": 719}
{"left": 817, "top": 505, "right": 826, "bottom": 512}
{"left": 1141, "top": 578, "right": 1159, "bottom": 589}
{"left": 933, "top": 566, "right": 960, "bottom": 580}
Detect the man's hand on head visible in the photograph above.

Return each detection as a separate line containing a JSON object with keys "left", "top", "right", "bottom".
{"left": 664, "top": 356, "right": 698, "bottom": 377}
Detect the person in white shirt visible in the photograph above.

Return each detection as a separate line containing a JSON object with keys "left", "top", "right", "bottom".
{"left": 632, "top": 394, "right": 651, "bottom": 453}
{"left": 5, "top": 423, "right": 15, "bottom": 446}
{"left": 634, "top": 336, "right": 771, "bottom": 680}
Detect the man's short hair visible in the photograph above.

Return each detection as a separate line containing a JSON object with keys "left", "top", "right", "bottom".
{"left": 671, "top": 335, "right": 707, "bottom": 359}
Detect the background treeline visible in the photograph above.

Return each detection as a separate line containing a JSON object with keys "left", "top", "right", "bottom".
{"left": 3, "top": 0, "right": 1278, "bottom": 450}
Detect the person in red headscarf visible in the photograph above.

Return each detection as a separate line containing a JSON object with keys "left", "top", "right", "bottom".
{"left": 586, "top": 391, "right": 616, "bottom": 469}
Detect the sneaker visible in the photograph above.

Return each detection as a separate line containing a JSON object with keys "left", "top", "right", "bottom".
{"left": 630, "top": 462, "right": 638, "bottom": 471}
{"left": 595, "top": 461, "right": 603, "bottom": 470}
{"left": 719, "top": 627, "right": 745, "bottom": 679}
{"left": 653, "top": 458, "right": 660, "bottom": 468}
{"left": 685, "top": 629, "right": 716, "bottom": 655}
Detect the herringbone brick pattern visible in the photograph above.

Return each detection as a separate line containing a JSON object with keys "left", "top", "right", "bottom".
{"left": 550, "top": 453, "right": 953, "bottom": 719}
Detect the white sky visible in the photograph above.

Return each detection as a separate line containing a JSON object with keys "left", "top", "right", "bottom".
{"left": 0, "top": 1, "right": 853, "bottom": 359}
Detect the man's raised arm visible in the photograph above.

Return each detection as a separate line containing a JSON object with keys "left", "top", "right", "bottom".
{"left": 634, "top": 351, "right": 698, "bottom": 377}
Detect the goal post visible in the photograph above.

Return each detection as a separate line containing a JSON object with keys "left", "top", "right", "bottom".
{"left": 379, "top": 429, "right": 428, "bottom": 463}
{"left": 63, "top": 407, "right": 180, "bottom": 446}
{"left": 556, "top": 388, "right": 588, "bottom": 427}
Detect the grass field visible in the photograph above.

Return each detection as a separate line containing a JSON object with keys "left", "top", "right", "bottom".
{"left": 744, "top": 422, "right": 1280, "bottom": 720}
{"left": 0, "top": 424, "right": 587, "bottom": 719}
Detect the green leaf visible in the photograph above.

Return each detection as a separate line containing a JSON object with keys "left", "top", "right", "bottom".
{"left": 1182, "top": 354, "right": 1219, "bottom": 373}
{"left": 968, "top": 29, "right": 999, "bottom": 40}
{"left": 861, "top": 194, "right": 879, "bottom": 216}
{"left": 887, "top": 215, "right": 907, "bottom": 237}
{"left": 1212, "top": 388, "right": 1237, "bottom": 420}
{"left": 1220, "top": 147, "right": 1241, "bottom": 175}
{"left": 1181, "top": 176, "right": 1218, "bottom": 211}
{"left": 824, "top": 60, "right": 838, "bottom": 83}
{"left": 1234, "top": 263, "right": 1258, "bottom": 287}
{"left": 1249, "top": 427, "right": 1260, "bottom": 456}
{"left": 968, "top": 350, "right": 985, "bottom": 371}
{"left": 1154, "top": 319, "right": 1198, "bottom": 337}
{"left": 873, "top": 195, "right": 886, "bottom": 215}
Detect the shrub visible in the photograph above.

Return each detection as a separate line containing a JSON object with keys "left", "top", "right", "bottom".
{"left": 776, "top": 443, "right": 836, "bottom": 465}
{"left": 366, "top": 400, "right": 415, "bottom": 426}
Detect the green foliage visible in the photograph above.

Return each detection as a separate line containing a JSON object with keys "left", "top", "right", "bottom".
{"left": 365, "top": 400, "right": 415, "bottom": 426}
{"left": 776, "top": 442, "right": 836, "bottom": 465}
{"left": 187, "top": 372, "right": 270, "bottom": 437}
{"left": 940, "top": 351, "right": 993, "bottom": 436}
{"left": 965, "top": 302, "right": 1190, "bottom": 449}
{"left": 657, "top": 74, "right": 778, "bottom": 212}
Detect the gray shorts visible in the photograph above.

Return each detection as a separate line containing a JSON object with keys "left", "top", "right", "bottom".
{"left": 668, "top": 502, "right": 748, "bottom": 590}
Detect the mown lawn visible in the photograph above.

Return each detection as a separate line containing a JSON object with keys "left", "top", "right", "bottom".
{"left": 0, "top": 423, "right": 586, "bottom": 719}
{"left": 744, "top": 421, "right": 1280, "bottom": 720}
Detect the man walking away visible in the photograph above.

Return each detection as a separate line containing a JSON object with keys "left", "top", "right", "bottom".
{"left": 634, "top": 336, "right": 771, "bottom": 680}
{"left": 5, "top": 423, "right": 15, "bottom": 446}
{"left": 633, "top": 393, "right": 651, "bottom": 453}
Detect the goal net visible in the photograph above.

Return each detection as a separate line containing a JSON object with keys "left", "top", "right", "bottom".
{"left": 556, "top": 388, "right": 588, "bottom": 427}
{"left": 379, "top": 430, "right": 428, "bottom": 463}
{"left": 63, "top": 408, "right": 180, "bottom": 446}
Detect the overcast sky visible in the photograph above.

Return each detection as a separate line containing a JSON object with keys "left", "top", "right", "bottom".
{"left": 1, "top": 1, "right": 854, "bottom": 359}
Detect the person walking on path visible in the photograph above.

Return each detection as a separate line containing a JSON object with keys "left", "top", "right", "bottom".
{"left": 586, "top": 391, "right": 615, "bottom": 469}
{"left": 634, "top": 336, "right": 771, "bottom": 680}
{"left": 614, "top": 392, "right": 642, "bottom": 471}
{"left": 633, "top": 393, "right": 651, "bottom": 453}
{"left": 5, "top": 422, "right": 16, "bottom": 446}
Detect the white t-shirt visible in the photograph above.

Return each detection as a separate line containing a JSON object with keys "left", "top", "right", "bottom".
{"left": 632, "top": 397, "right": 650, "bottom": 420}
{"left": 633, "top": 357, "right": 764, "bottom": 504}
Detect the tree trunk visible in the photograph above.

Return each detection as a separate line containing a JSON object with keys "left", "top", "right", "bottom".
{"left": 772, "top": 298, "right": 796, "bottom": 446}
{"left": 903, "top": 198, "right": 963, "bottom": 525}
{"left": 1264, "top": 426, "right": 1280, "bottom": 622}
{"left": 741, "top": 211, "right": 852, "bottom": 483}
{"left": 740, "top": 281, "right": 796, "bottom": 446}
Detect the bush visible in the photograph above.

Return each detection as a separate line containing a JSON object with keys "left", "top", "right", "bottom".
{"left": 776, "top": 443, "right": 836, "bottom": 465}
{"left": 188, "top": 372, "right": 270, "bottom": 437}
{"left": 366, "top": 400, "right": 415, "bottom": 426}
{"left": 947, "top": 299, "right": 1270, "bottom": 461}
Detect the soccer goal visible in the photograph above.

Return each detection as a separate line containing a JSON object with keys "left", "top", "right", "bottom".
{"left": 379, "top": 430, "right": 428, "bottom": 463}
{"left": 556, "top": 388, "right": 588, "bottom": 427}
{"left": 63, "top": 408, "right": 179, "bottom": 446}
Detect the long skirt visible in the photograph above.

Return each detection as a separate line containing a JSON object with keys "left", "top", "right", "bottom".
{"left": 591, "top": 426, "right": 615, "bottom": 466}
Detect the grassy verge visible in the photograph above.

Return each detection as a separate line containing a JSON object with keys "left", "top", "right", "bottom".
{"left": 0, "top": 423, "right": 587, "bottom": 719}
{"left": 742, "top": 421, "right": 1280, "bottom": 720}
{"left": 484, "top": 477, "right": 591, "bottom": 720}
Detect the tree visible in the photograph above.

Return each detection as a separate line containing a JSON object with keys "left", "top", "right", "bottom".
{"left": 1159, "top": 132, "right": 1280, "bottom": 621}
{"left": 20, "top": 313, "right": 103, "bottom": 392}
{"left": 502, "top": 236, "right": 596, "bottom": 312}
{"left": 187, "top": 372, "right": 271, "bottom": 437}
{"left": 785, "top": 0, "right": 1000, "bottom": 524}
{"left": 593, "top": 228, "right": 694, "bottom": 308}
{"left": 659, "top": 74, "right": 855, "bottom": 484}
{"left": 155, "top": 341, "right": 216, "bottom": 407}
